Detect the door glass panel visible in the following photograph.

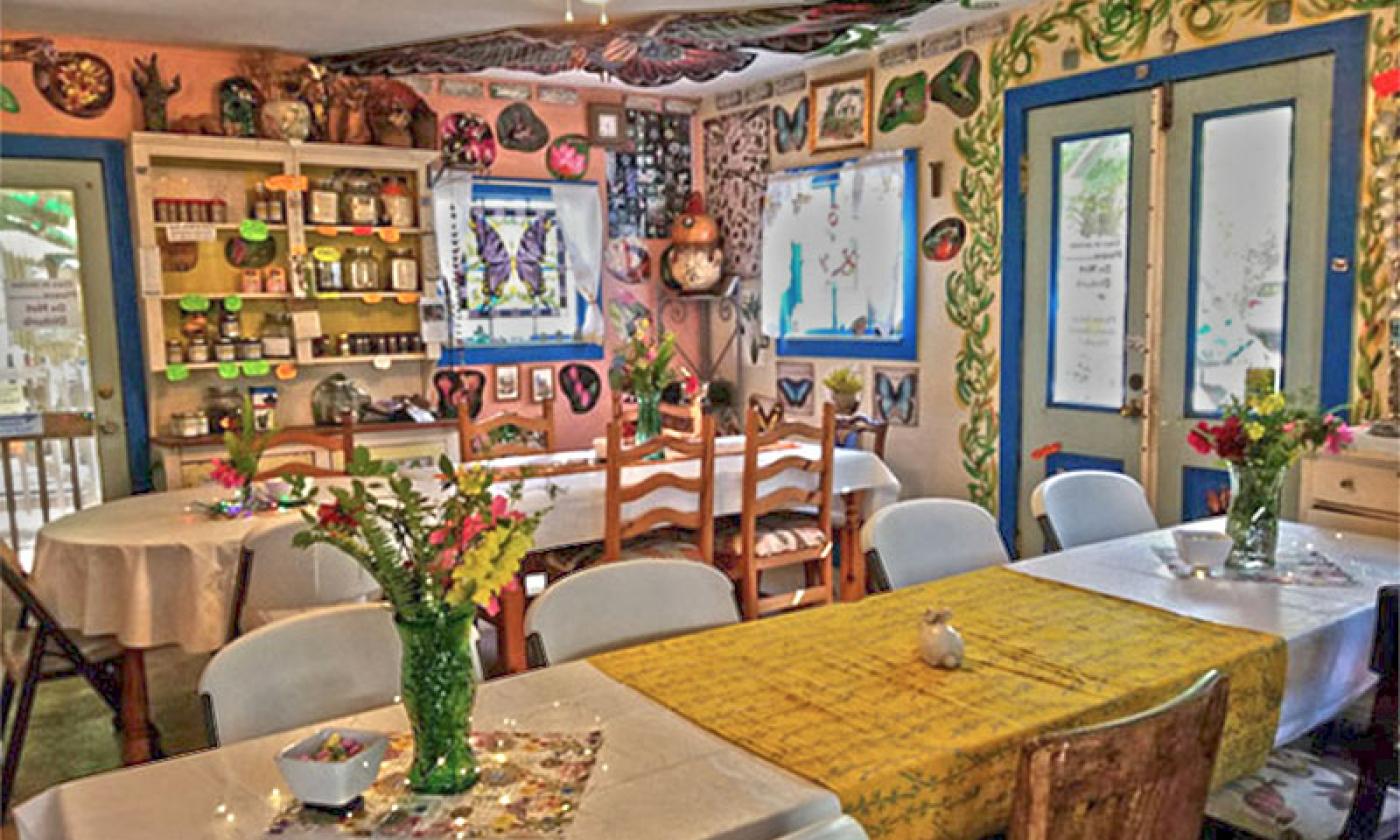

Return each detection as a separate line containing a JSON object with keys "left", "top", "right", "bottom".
{"left": 1188, "top": 104, "right": 1294, "bottom": 414}
{"left": 1048, "top": 131, "right": 1133, "bottom": 409}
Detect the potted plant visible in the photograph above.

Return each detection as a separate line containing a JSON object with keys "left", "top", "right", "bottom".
{"left": 823, "top": 367, "right": 865, "bottom": 414}
{"left": 294, "top": 456, "right": 550, "bottom": 794}
{"left": 1187, "top": 389, "right": 1351, "bottom": 568}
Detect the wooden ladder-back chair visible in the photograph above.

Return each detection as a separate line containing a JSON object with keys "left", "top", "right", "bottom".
{"left": 719, "top": 402, "right": 836, "bottom": 621}
{"left": 252, "top": 420, "right": 355, "bottom": 480}
{"left": 747, "top": 394, "right": 786, "bottom": 433}
{"left": 1010, "top": 670, "right": 1229, "bottom": 840}
{"left": 835, "top": 412, "right": 889, "bottom": 460}
{"left": 612, "top": 392, "right": 703, "bottom": 437}
{"left": 458, "top": 401, "right": 555, "bottom": 461}
{"left": 0, "top": 541, "right": 133, "bottom": 818}
{"left": 603, "top": 413, "right": 716, "bottom": 565}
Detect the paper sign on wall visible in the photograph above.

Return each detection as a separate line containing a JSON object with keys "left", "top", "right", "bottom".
{"left": 5, "top": 277, "right": 82, "bottom": 332}
{"left": 0, "top": 413, "right": 43, "bottom": 437}
{"left": 290, "top": 310, "right": 322, "bottom": 339}
{"left": 164, "top": 223, "right": 217, "bottom": 243}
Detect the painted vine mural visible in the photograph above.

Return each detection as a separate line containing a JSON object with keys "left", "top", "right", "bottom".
{"left": 949, "top": 0, "right": 1398, "bottom": 513}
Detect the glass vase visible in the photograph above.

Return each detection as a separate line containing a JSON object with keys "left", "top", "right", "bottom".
{"left": 635, "top": 391, "right": 663, "bottom": 446}
{"left": 1225, "top": 462, "right": 1287, "bottom": 569}
{"left": 395, "top": 608, "right": 479, "bottom": 795}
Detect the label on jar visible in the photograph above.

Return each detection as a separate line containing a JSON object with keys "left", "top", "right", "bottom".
{"left": 261, "top": 335, "right": 293, "bottom": 357}
{"left": 390, "top": 259, "right": 418, "bottom": 291}
{"left": 345, "top": 196, "right": 377, "bottom": 225}
{"left": 308, "top": 191, "right": 339, "bottom": 225}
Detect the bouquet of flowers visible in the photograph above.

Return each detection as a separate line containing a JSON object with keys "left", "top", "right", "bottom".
{"left": 1186, "top": 389, "right": 1352, "bottom": 567}
{"left": 607, "top": 318, "right": 698, "bottom": 442}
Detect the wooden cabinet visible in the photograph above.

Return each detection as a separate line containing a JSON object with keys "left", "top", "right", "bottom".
{"left": 1299, "top": 442, "right": 1400, "bottom": 539}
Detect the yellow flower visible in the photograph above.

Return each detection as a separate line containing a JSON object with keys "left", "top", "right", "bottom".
{"left": 447, "top": 525, "right": 531, "bottom": 607}
{"left": 1245, "top": 422, "right": 1266, "bottom": 441}
{"left": 1260, "top": 392, "right": 1286, "bottom": 415}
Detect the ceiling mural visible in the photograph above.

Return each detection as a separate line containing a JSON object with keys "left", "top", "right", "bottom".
{"left": 315, "top": 1, "right": 942, "bottom": 88}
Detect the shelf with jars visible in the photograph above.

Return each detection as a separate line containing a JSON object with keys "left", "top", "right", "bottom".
{"left": 131, "top": 133, "right": 446, "bottom": 452}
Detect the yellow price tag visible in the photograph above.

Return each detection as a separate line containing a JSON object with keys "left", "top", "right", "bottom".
{"left": 312, "top": 246, "right": 341, "bottom": 263}
{"left": 314, "top": 226, "right": 339, "bottom": 237}
{"left": 376, "top": 228, "right": 401, "bottom": 244}
{"left": 362, "top": 293, "right": 383, "bottom": 305}
{"left": 395, "top": 292, "right": 421, "bottom": 305}
{"left": 264, "top": 174, "right": 308, "bottom": 192}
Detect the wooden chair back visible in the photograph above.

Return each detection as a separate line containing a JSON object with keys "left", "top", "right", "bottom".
{"left": 612, "top": 392, "right": 703, "bottom": 437}
{"left": 1009, "top": 670, "right": 1229, "bottom": 840}
{"left": 457, "top": 400, "right": 555, "bottom": 461}
{"left": 252, "top": 421, "right": 355, "bottom": 480}
{"left": 834, "top": 413, "right": 888, "bottom": 459}
{"left": 734, "top": 402, "right": 836, "bottom": 619}
{"left": 746, "top": 394, "right": 785, "bottom": 433}
{"left": 604, "top": 414, "right": 716, "bottom": 564}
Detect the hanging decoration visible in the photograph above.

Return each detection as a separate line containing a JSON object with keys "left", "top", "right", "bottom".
{"left": 929, "top": 50, "right": 982, "bottom": 118}
{"left": 922, "top": 217, "right": 967, "bottom": 262}
{"left": 604, "top": 237, "right": 651, "bottom": 285}
{"left": 314, "top": 1, "right": 939, "bottom": 88}
{"left": 878, "top": 72, "right": 928, "bottom": 132}
{"left": 130, "top": 54, "right": 181, "bottom": 131}
{"left": 1, "top": 37, "right": 114, "bottom": 118}
{"left": 775, "top": 361, "right": 816, "bottom": 417}
{"left": 772, "top": 99, "right": 809, "bottom": 154}
{"left": 559, "top": 363, "right": 603, "bottom": 414}
{"left": 496, "top": 102, "right": 549, "bottom": 152}
{"left": 218, "top": 77, "right": 263, "bottom": 137}
{"left": 545, "top": 134, "right": 591, "bottom": 180}
{"left": 367, "top": 80, "right": 437, "bottom": 148}
{"left": 703, "top": 107, "right": 770, "bottom": 281}
{"left": 606, "top": 109, "right": 693, "bottom": 237}
{"left": 432, "top": 368, "right": 486, "bottom": 419}
{"left": 441, "top": 113, "right": 498, "bottom": 172}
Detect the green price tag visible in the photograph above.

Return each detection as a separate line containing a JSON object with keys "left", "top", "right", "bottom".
{"left": 217, "top": 362, "right": 240, "bottom": 380}
{"left": 178, "top": 294, "right": 210, "bottom": 313}
{"left": 312, "top": 245, "right": 341, "bottom": 263}
{"left": 239, "top": 219, "right": 269, "bottom": 242}
{"left": 241, "top": 359, "right": 271, "bottom": 377}
{"left": 223, "top": 295, "right": 244, "bottom": 313}
{"left": 165, "top": 364, "right": 190, "bottom": 382}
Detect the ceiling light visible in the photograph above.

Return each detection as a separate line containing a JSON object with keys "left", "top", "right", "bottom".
{"left": 565, "top": 0, "right": 574, "bottom": 23}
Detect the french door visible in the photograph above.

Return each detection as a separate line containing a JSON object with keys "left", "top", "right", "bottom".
{"left": 1017, "top": 55, "right": 1335, "bottom": 554}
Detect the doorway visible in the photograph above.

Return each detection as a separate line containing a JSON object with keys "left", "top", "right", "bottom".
{"left": 999, "top": 18, "right": 1365, "bottom": 554}
{"left": 0, "top": 138, "right": 148, "bottom": 563}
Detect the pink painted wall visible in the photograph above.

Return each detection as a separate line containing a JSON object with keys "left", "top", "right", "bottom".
{"left": 2, "top": 31, "right": 700, "bottom": 452}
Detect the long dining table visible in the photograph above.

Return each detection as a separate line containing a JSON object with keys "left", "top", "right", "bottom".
{"left": 28, "top": 436, "right": 901, "bottom": 764}
{"left": 14, "top": 519, "right": 1396, "bottom": 839}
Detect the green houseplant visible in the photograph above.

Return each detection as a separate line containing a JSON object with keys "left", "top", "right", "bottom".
{"left": 823, "top": 367, "right": 865, "bottom": 414}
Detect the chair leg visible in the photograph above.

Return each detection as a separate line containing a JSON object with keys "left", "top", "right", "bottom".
{"left": 1340, "top": 775, "right": 1388, "bottom": 840}
{"left": 1, "top": 648, "right": 44, "bottom": 821}
{"left": 0, "top": 674, "right": 13, "bottom": 729}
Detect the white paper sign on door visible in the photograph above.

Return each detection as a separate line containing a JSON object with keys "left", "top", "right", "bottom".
{"left": 5, "top": 276, "right": 82, "bottom": 332}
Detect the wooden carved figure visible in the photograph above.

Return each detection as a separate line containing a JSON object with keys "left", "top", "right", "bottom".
{"left": 293, "top": 63, "right": 336, "bottom": 141}
{"left": 131, "top": 53, "right": 181, "bottom": 131}
{"left": 329, "top": 77, "right": 371, "bottom": 144}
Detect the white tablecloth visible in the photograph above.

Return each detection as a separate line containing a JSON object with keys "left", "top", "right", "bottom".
{"left": 1013, "top": 520, "right": 1400, "bottom": 746}
{"left": 11, "top": 661, "right": 841, "bottom": 840}
{"left": 32, "top": 441, "right": 900, "bottom": 653}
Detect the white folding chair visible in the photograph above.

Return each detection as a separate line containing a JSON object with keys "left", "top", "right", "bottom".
{"left": 776, "top": 816, "right": 870, "bottom": 840}
{"left": 524, "top": 559, "right": 740, "bottom": 666}
{"left": 227, "top": 518, "right": 382, "bottom": 640}
{"left": 861, "top": 499, "right": 1009, "bottom": 591}
{"left": 199, "top": 603, "right": 401, "bottom": 745}
{"left": 1032, "top": 470, "right": 1159, "bottom": 551}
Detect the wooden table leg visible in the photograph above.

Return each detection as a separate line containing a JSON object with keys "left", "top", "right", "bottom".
{"left": 119, "top": 648, "right": 153, "bottom": 765}
{"left": 839, "top": 491, "right": 867, "bottom": 602}
{"left": 498, "top": 578, "right": 528, "bottom": 675}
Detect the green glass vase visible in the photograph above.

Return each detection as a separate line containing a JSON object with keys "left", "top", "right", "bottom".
{"left": 635, "top": 391, "right": 663, "bottom": 446}
{"left": 395, "top": 608, "right": 479, "bottom": 795}
{"left": 1225, "top": 462, "right": 1287, "bottom": 570}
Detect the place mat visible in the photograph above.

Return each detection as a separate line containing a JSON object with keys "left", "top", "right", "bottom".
{"left": 591, "top": 567, "right": 1287, "bottom": 840}
{"left": 1152, "top": 546, "right": 1359, "bottom": 586}
{"left": 267, "top": 730, "right": 602, "bottom": 838}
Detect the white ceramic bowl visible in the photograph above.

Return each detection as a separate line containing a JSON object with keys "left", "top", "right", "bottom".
{"left": 1173, "top": 529, "right": 1233, "bottom": 571}
{"left": 275, "top": 728, "right": 388, "bottom": 808}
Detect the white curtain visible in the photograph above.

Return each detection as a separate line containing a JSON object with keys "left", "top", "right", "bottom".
{"left": 549, "top": 182, "right": 605, "bottom": 344}
{"left": 432, "top": 172, "right": 473, "bottom": 348}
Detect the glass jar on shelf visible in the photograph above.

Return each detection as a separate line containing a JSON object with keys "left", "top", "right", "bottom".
{"left": 345, "top": 246, "right": 381, "bottom": 291}
{"left": 386, "top": 247, "right": 419, "bottom": 292}
{"left": 379, "top": 176, "right": 415, "bottom": 228}
{"left": 187, "top": 334, "right": 211, "bottom": 364}
{"left": 339, "top": 170, "right": 380, "bottom": 226}
{"left": 313, "top": 255, "right": 344, "bottom": 292}
{"left": 204, "top": 386, "right": 243, "bottom": 434}
{"left": 261, "top": 311, "right": 293, "bottom": 359}
{"left": 165, "top": 339, "right": 185, "bottom": 366}
{"left": 306, "top": 178, "right": 340, "bottom": 226}
{"left": 218, "top": 304, "right": 241, "bottom": 340}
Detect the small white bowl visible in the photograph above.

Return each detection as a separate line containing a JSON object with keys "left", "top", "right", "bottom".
{"left": 1173, "top": 529, "right": 1233, "bottom": 571}
{"left": 275, "top": 728, "right": 387, "bottom": 808}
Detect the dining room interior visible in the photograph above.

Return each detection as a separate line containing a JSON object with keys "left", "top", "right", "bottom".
{"left": 0, "top": 0, "right": 1397, "bottom": 837}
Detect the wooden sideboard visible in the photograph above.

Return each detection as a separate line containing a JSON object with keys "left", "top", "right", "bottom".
{"left": 1299, "top": 438, "right": 1400, "bottom": 539}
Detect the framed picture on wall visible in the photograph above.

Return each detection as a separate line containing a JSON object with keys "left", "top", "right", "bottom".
{"left": 494, "top": 365, "right": 520, "bottom": 402}
{"left": 587, "top": 103, "right": 628, "bottom": 147}
{"left": 809, "top": 70, "right": 872, "bottom": 153}
{"left": 530, "top": 367, "right": 555, "bottom": 402}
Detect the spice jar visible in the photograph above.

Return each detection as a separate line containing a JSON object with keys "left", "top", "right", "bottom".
{"left": 261, "top": 311, "right": 293, "bottom": 359}
{"left": 386, "top": 247, "right": 418, "bottom": 292}
{"left": 165, "top": 339, "right": 185, "bottom": 366}
{"left": 313, "top": 255, "right": 344, "bottom": 292}
{"left": 218, "top": 306, "right": 241, "bottom": 340}
{"left": 339, "top": 170, "right": 379, "bottom": 226}
{"left": 252, "top": 184, "right": 273, "bottom": 221}
{"left": 263, "top": 267, "right": 288, "bottom": 294}
{"left": 336, "top": 333, "right": 352, "bottom": 356}
{"left": 307, "top": 179, "right": 340, "bottom": 226}
{"left": 187, "top": 334, "right": 211, "bottom": 363}
{"left": 379, "top": 176, "right": 415, "bottom": 228}
{"left": 214, "top": 339, "right": 238, "bottom": 362}
{"left": 211, "top": 199, "right": 228, "bottom": 224}
{"left": 238, "top": 338, "right": 263, "bottom": 360}
{"left": 345, "top": 246, "right": 381, "bottom": 291}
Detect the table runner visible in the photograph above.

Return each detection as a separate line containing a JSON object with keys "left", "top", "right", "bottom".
{"left": 591, "top": 566, "right": 1287, "bottom": 839}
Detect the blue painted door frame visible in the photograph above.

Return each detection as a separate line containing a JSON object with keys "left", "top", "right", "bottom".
{"left": 0, "top": 134, "right": 152, "bottom": 493}
{"left": 998, "top": 16, "right": 1367, "bottom": 548}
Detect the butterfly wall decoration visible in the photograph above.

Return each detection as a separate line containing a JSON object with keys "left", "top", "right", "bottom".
{"left": 432, "top": 368, "right": 486, "bottom": 419}
{"left": 775, "top": 361, "right": 815, "bottom": 417}
{"left": 559, "top": 363, "right": 602, "bottom": 414}
{"left": 872, "top": 367, "right": 918, "bottom": 426}
{"left": 772, "top": 98, "right": 809, "bottom": 154}
{"left": 468, "top": 207, "right": 554, "bottom": 315}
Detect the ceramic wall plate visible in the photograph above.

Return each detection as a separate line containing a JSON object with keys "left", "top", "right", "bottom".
{"left": 224, "top": 235, "right": 277, "bottom": 269}
{"left": 432, "top": 368, "right": 486, "bottom": 419}
{"left": 558, "top": 363, "right": 602, "bottom": 414}
{"left": 545, "top": 134, "right": 591, "bottom": 181}
{"left": 929, "top": 50, "right": 981, "bottom": 118}
{"left": 877, "top": 71, "right": 927, "bottom": 132}
{"left": 441, "top": 113, "right": 498, "bottom": 172}
{"left": 604, "top": 237, "right": 651, "bottom": 284}
{"left": 34, "top": 52, "right": 114, "bottom": 118}
{"left": 921, "top": 216, "right": 966, "bottom": 261}
{"left": 496, "top": 102, "right": 549, "bottom": 152}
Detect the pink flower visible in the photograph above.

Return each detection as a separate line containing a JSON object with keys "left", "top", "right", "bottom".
{"left": 209, "top": 458, "right": 246, "bottom": 490}
{"left": 483, "top": 595, "right": 500, "bottom": 617}
{"left": 1283, "top": 421, "right": 1297, "bottom": 433}
{"left": 1187, "top": 423, "right": 1214, "bottom": 456}
{"left": 1324, "top": 420, "right": 1354, "bottom": 455}
{"left": 428, "top": 527, "right": 450, "bottom": 546}
{"left": 457, "top": 513, "right": 485, "bottom": 547}
{"left": 490, "top": 495, "right": 510, "bottom": 522}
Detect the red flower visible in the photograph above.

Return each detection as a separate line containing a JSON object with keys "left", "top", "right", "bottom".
{"left": 683, "top": 373, "right": 700, "bottom": 398}
{"left": 1213, "top": 416, "right": 1248, "bottom": 461}
{"left": 209, "top": 458, "right": 246, "bottom": 490}
{"left": 316, "top": 501, "right": 358, "bottom": 530}
{"left": 1187, "top": 423, "right": 1214, "bottom": 456}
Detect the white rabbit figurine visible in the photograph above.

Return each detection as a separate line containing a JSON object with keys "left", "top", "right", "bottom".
{"left": 919, "top": 609, "right": 964, "bottom": 669}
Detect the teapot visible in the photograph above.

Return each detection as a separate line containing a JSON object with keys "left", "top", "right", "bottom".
{"left": 311, "top": 373, "right": 370, "bottom": 426}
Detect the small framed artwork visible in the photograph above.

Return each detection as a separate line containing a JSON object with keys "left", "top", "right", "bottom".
{"left": 494, "top": 365, "right": 520, "bottom": 402}
{"left": 809, "top": 70, "right": 872, "bottom": 153}
{"left": 775, "top": 360, "right": 816, "bottom": 417}
{"left": 587, "top": 103, "right": 628, "bottom": 147}
{"left": 872, "top": 366, "right": 919, "bottom": 427}
{"left": 530, "top": 367, "right": 555, "bottom": 402}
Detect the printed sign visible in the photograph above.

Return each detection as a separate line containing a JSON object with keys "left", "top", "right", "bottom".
{"left": 5, "top": 277, "right": 82, "bottom": 331}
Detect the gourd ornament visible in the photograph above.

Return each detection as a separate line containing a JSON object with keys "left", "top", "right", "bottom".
{"left": 919, "top": 609, "right": 964, "bottom": 669}
{"left": 665, "top": 193, "right": 724, "bottom": 293}
{"left": 670, "top": 192, "right": 719, "bottom": 246}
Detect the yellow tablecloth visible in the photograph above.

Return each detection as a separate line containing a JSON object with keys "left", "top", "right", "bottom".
{"left": 591, "top": 567, "right": 1287, "bottom": 839}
